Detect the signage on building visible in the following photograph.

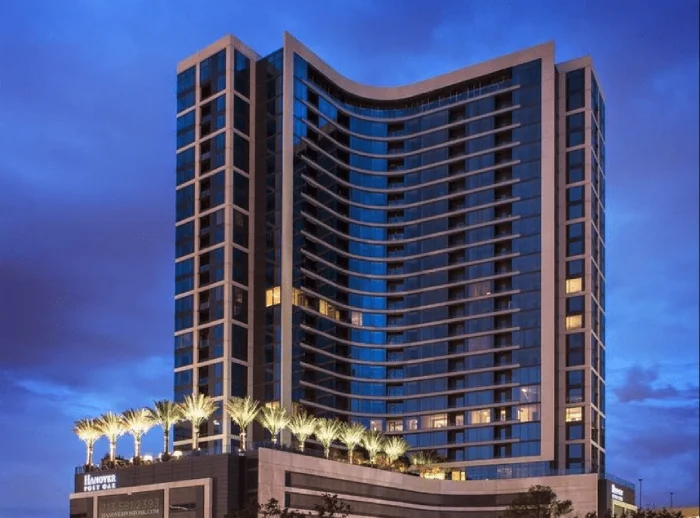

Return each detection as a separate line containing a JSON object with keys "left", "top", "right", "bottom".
{"left": 83, "top": 473, "right": 117, "bottom": 492}
{"left": 97, "top": 490, "right": 164, "bottom": 518}
{"left": 611, "top": 484, "right": 625, "bottom": 502}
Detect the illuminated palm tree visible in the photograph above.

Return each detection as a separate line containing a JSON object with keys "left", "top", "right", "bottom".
{"left": 122, "top": 408, "right": 155, "bottom": 461}
{"left": 151, "top": 400, "right": 184, "bottom": 457}
{"left": 97, "top": 411, "right": 125, "bottom": 463}
{"left": 384, "top": 436, "right": 409, "bottom": 464}
{"left": 224, "top": 396, "right": 260, "bottom": 452}
{"left": 361, "top": 430, "right": 385, "bottom": 464}
{"left": 257, "top": 404, "right": 290, "bottom": 445}
{"left": 340, "top": 422, "right": 366, "bottom": 465}
{"left": 179, "top": 394, "right": 217, "bottom": 450}
{"left": 314, "top": 418, "right": 343, "bottom": 459}
{"left": 288, "top": 411, "right": 318, "bottom": 453}
{"left": 73, "top": 418, "right": 103, "bottom": 467}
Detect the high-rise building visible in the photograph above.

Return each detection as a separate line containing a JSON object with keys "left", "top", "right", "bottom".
{"left": 173, "top": 32, "right": 607, "bottom": 481}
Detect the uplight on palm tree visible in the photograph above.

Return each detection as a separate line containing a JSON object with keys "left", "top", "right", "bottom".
{"left": 73, "top": 418, "right": 103, "bottom": 467}
{"left": 361, "top": 430, "right": 384, "bottom": 464}
{"left": 314, "top": 418, "right": 343, "bottom": 459}
{"left": 179, "top": 394, "right": 218, "bottom": 450}
{"left": 97, "top": 412, "right": 126, "bottom": 463}
{"left": 257, "top": 404, "right": 290, "bottom": 445}
{"left": 384, "top": 436, "right": 409, "bottom": 464}
{"left": 151, "top": 400, "right": 183, "bottom": 456}
{"left": 288, "top": 411, "right": 318, "bottom": 453}
{"left": 122, "top": 408, "right": 155, "bottom": 460}
{"left": 340, "top": 422, "right": 366, "bottom": 465}
{"left": 224, "top": 396, "right": 260, "bottom": 452}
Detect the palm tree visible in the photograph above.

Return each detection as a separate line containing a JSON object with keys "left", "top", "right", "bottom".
{"left": 151, "top": 400, "right": 184, "bottom": 457}
{"left": 179, "top": 394, "right": 218, "bottom": 450}
{"left": 384, "top": 436, "right": 409, "bottom": 464}
{"left": 224, "top": 396, "right": 260, "bottom": 452}
{"left": 97, "top": 412, "right": 125, "bottom": 463}
{"left": 340, "top": 422, "right": 366, "bottom": 465}
{"left": 257, "top": 404, "right": 290, "bottom": 445}
{"left": 73, "top": 418, "right": 103, "bottom": 467}
{"left": 287, "top": 410, "right": 318, "bottom": 453}
{"left": 314, "top": 418, "right": 343, "bottom": 459}
{"left": 361, "top": 430, "right": 384, "bottom": 464}
{"left": 122, "top": 408, "right": 154, "bottom": 461}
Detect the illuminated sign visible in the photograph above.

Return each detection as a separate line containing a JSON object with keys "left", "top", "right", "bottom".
{"left": 611, "top": 484, "right": 624, "bottom": 502}
{"left": 98, "top": 491, "right": 163, "bottom": 518}
{"left": 84, "top": 473, "right": 117, "bottom": 492}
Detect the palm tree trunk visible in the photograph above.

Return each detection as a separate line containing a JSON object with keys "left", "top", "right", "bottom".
{"left": 135, "top": 436, "right": 142, "bottom": 459}
{"left": 324, "top": 446, "right": 330, "bottom": 459}
{"left": 299, "top": 440, "right": 305, "bottom": 452}
{"left": 86, "top": 442, "right": 93, "bottom": 466}
{"left": 109, "top": 441, "right": 116, "bottom": 462}
{"left": 348, "top": 448, "right": 353, "bottom": 465}
{"left": 192, "top": 425, "right": 199, "bottom": 450}
{"left": 271, "top": 433, "right": 277, "bottom": 445}
{"left": 163, "top": 428, "right": 169, "bottom": 455}
{"left": 240, "top": 430, "right": 246, "bottom": 451}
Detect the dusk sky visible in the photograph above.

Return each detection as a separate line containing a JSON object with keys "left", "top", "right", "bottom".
{"left": 0, "top": 1, "right": 697, "bottom": 516}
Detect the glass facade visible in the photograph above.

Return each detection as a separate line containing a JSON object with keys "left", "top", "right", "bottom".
{"left": 173, "top": 41, "right": 255, "bottom": 454}
{"left": 174, "top": 36, "right": 606, "bottom": 477}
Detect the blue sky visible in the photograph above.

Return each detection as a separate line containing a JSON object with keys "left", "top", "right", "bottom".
{"left": 0, "top": 0, "right": 697, "bottom": 516}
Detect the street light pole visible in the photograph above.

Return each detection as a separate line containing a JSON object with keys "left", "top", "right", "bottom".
{"left": 638, "top": 478, "right": 643, "bottom": 509}
{"left": 670, "top": 491, "right": 674, "bottom": 509}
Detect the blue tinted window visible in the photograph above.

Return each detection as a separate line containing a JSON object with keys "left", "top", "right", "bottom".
{"left": 566, "top": 69, "right": 585, "bottom": 111}
{"left": 234, "top": 95, "right": 250, "bottom": 135}
{"left": 566, "top": 149, "right": 584, "bottom": 183}
{"left": 175, "top": 259, "right": 194, "bottom": 294}
{"left": 176, "top": 147, "right": 195, "bottom": 185}
{"left": 177, "top": 66, "right": 195, "bottom": 112}
{"left": 200, "top": 49, "right": 226, "bottom": 97}
{"left": 567, "top": 113, "right": 585, "bottom": 147}
{"left": 234, "top": 135, "right": 249, "bottom": 172}
{"left": 176, "top": 110, "right": 195, "bottom": 149}
{"left": 176, "top": 185, "right": 195, "bottom": 221}
{"left": 199, "top": 247, "right": 225, "bottom": 286}
{"left": 175, "top": 295, "right": 193, "bottom": 331}
{"left": 232, "top": 324, "right": 248, "bottom": 361}
{"left": 233, "top": 247, "right": 248, "bottom": 285}
{"left": 175, "top": 222, "right": 194, "bottom": 258}
{"left": 234, "top": 50, "right": 250, "bottom": 98}
{"left": 233, "top": 172, "right": 249, "bottom": 210}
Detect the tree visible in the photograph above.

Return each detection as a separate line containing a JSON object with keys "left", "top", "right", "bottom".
{"left": 383, "top": 436, "right": 409, "bottom": 464}
{"left": 225, "top": 396, "right": 261, "bottom": 452}
{"left": 97, "top": 412, "right": 126, "bottom": 464}
{"left": 314, "top": 418, "right": 343, "bottom": 459}
{"left": 361, "top": 430, "right": 384, "bottom": 464}
{"left": 73, "top": 418, "right": 103, "bottom": 467}
{"left": 226, "top": 493, "right": 350, "bottom": 518}
{"left": 151, "top": 399, "right": 184, "bottom": 457}
{"left": 122, "top": 408, "right": 154, "bottom": 461}
{"left": 503, "top": 485, "right": 573, "bottom": 518}
{"left": 288, "top": 410, "right": 318, "bottom": 453}
{"left": 257, "top": 404, "right": 290, "bottom": 445}
{"left": 339, "top": 422, "right": 365, "bottom": 465}
{"left": 179, "top": 393, "right": 217, "bottom": 450}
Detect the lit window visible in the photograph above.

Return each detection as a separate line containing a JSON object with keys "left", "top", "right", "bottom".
{"left": 265, "top": 286, "right": 281, "bottom": 307}
{"left": 454, "top": 414, "right": 464, "bottom": 426}
{"left": 566, "top": 277, "right": 583, "bottom": 294}
{"left": 407, "top": 418, "right": 418, "bottom": 430}
{"left": 565, "top": 407, "right": 583, "bottom": 422}
{"left": 517, "top": 404, "right": 540, "bottom": 422}
{"left": 566, "top": 315, "right": 583, "bottom": 330}
{"left": 498, "top": 408, "right": 508, "bottom": 422}
{"left": 292, "top": 287, "right": 307, "bottom": 307}
{"left": 351, "top": 311, "right": 363, "bottom": 325}
{"left": 319, "top": 299, "right": 341, "bottom": 321}
{"left": 469, "top": 409, "right": 491, "bottom": 424}
{"left": 422, "top": 413, "right": 448, "bottom": 429}
{"left": 469, "top": 281, "right": 491, "bottom": 297}
{"left": 387, "top": 419, "right": 403, "bottom": 432}
{"left": 369, "top": 419, "right": 383, "bottom": 431}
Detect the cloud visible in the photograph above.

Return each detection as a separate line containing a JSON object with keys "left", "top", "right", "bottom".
{"left": 613, "top": 365, "right": 700, "bottom": 403}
